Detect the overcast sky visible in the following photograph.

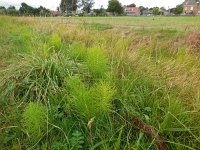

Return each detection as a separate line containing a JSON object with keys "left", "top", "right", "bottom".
{"left": 0, "top": 0, "right": 184, "bottom": 10}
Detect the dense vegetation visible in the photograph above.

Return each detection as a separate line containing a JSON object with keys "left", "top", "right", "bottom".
{"left": 0, "top": 16, "right": 200, "bottom": 150}
{"left": 0, "top": 3, "right": 50, "bottom": 16}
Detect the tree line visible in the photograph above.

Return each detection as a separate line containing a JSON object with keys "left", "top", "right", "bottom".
{"left": 60, "top": 0, "right": 94, "bottom": 14}
{"left": 60, "top": 0, "right": 183, "bottom": 15}
{"left": 0, "top": 0, "right": 184, "bottom": 16}
{"left": 0, "top": 3, "right": 50, "bottom": 16}
{"left": 59, "top": 0, "right": 123, "bottom": 15}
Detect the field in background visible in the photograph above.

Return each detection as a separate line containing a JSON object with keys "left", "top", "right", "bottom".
{"left": 0, "top": 16, "right": 200, "bottom": 150}
{"left": 66, "top": 16, "right": 200, "bottom": 30}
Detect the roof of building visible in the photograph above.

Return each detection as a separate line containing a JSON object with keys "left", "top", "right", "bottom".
{"left": 184, "top": 0, "right": 199, "bottom": 5}
{"left": 50, "top": 11, "right": 62, "bottom": 16}
{"left": 124, "top": 7, "right": 140, "bottom": 13}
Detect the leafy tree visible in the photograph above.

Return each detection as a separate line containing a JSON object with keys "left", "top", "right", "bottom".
{"left": 0, "top": 6, "right": 6, "bottom": 15}
{"left": 60, "top": 0, "right": 66, "bottom": 13}
{"left": 127, "top": 3, "right": 136, "bottom": 7}
{"left": 19, "top": 3, "right": 34, "bottom": 16}
{"left": 139, "top": 6, "right": 147, "bottom": 15}
{"left": 0, "top": 6, "right": 6, "bottom": 9}
{"left": 60, "top": 0, "right": 78, "bottom": 13}
{"left": 6, "top": 6, "right": 19, "bottom": 16}
{"left": 37, "top": 6, "right": 50, "bottom": 16}
{"left": 57, "top": 7, "right": 60, "bottom": 12}
{"left": 19, "top": 3, "right": 50, "bottom": 16}
{"left": 149, "top": 8, "right": 153, "bottom": 11}
{"left": 81, "top": 0, "right": 94, "bottom": 13}
{"left": 160, "top": 7, "right": 167, "bottom": 11}
{"left": 169, "top": 8, "right": 176, "bottom": 14}
{"left": 107, "top": 0, "right": 123, "bottom": 15}
{"left": 152, "top": 7, "right": 160, "bottom": 15}
{"left": 174, "top": 4, "right": 183, "bottom": 15}
{"left": 93, "top": 5, "right": 107, "bottom": 16}
{"left": 8, "top": 6, "right": 16, "bottom": 9}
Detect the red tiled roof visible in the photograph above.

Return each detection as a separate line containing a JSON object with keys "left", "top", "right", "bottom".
{"left": 124, "top": 7, "right": 140, "bottom": 13}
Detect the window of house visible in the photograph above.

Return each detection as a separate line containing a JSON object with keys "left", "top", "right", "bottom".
{"left": 191, "top": 7, "right": 193, "bottom": 10}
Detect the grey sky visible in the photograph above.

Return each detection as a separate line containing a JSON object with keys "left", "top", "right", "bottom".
{"left": 0, "top": 0, "right": 184, "bottom": 10}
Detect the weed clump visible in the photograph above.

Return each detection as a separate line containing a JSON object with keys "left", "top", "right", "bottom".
{"left": 70, "top": 130, "right": 84, "bottom": 149}
{"left": 0, "top": 50, "right": 73, "bottom": 102}
{"left": 86, "top": 46, "right": 108, "bottom": 78}
{"left": 67, "top": 76, "right": 115, "bottom": 121}
{"left": 187, "top": 31, "right": 200, "bottom": 53}
{"left": 22, "top": 102, "right": 47, "bottom": 140}
{"left": 91, "top": 81, "right": 115, "bottom": 114}
{"left": 50, "top": 33, "right": 62, "bottom": 52}
{"left": 69, "top": 42, "right": 87, "bottom": 60}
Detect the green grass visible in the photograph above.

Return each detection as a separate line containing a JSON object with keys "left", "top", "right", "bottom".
{"left": 68, "top": 16, "right": 200, "bottom": 31}
{"left": 84, "top": 23, "right": 113, "bottom": 31}
{"left": 0, "top": 16, "right": 200, "bottom": 150}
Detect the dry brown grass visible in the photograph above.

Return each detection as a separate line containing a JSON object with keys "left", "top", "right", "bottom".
{"left": 187, "top": 31, "right": 200, "bottom": 53}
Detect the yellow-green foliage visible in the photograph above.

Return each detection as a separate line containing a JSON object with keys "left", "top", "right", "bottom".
{"left": 86, "top": 46, "right": 108, "bottom": 78}
{"left": 91, "top": 81, "right": 115, "bottom": 115}
{"left": 22, "top": 102, "right": 47, "bottom": 139}
{"left": 67, "top": 76, "right": 115, "bottom": 120}
{"left": 69, "top": 42, "right": 87, "bottom": 60}
{"left": 67, "top": 76, "right": 87, "bottom": 100}
{"left": 67, "top": 76, "right": 92, "bottom": 120}
{"left": 160, "top": 100, "right": 193, "bottom": 131}
{"left": 50, "top": 33, "right": 62, "bottom": 51}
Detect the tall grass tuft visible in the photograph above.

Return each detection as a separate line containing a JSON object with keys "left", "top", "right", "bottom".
{"left": 160, "top": 100, "right": 190, "bottom": 131}
{"left": 0, "top": 50, "right": 73, "bottom": 102}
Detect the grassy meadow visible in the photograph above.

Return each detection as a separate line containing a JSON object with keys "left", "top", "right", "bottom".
{"left": 0, "top": 16, "right": 200, "bottom": 150}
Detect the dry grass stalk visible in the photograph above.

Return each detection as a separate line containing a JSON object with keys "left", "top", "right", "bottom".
{"left": 132, "top": 116, "right": 167, "bottom": 150}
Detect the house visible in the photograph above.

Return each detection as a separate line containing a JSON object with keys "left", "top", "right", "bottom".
{"left": 50, "top": 11, "right": 62, "bottom": 17}
{"left": 183, "top": 0, "right": 200, "bottom": 14}
{"left": 124, "top": 6, "right": 140, "bottom": 16}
